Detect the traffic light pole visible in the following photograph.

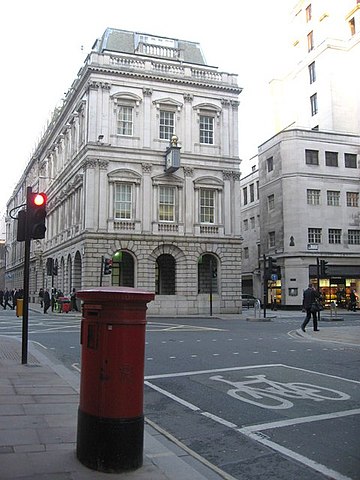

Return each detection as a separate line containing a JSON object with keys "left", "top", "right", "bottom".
{"left": 263, "top": 254, "right": 267, "bottom": 318}
{"left": 21, "top": 187, "right": 33, "bottom": 364}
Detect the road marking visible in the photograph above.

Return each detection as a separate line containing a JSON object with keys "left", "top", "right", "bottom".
{"left": 238, "top": 408, "right": 360, "bottom": 434}
{"left": 145, "top": 363, "right": 282, "bottom": 380}
{"left": 145, "top": 381, "right": 200, "bottom": 411}
{"left": 244, "top": 431, "right": 354, "bottom": 480}
{"left": 145, "top": 376, "right": 357, "bottom": 480}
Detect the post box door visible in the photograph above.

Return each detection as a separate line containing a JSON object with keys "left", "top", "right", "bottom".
{"left": 98, "top": 323, "right": 146, "bottom": 419}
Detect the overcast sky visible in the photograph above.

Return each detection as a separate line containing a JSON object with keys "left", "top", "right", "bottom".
{"left": 0, "top": 0, "right": 291, "bottom": 220}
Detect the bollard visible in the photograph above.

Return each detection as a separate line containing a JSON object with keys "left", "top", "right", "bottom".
{"left": 76, "top": 287, "right": 154, "bottom": 473}
{"left": 16, "top": 298, "right": 24, "bottom": 317}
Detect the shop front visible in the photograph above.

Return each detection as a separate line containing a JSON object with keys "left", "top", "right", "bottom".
{"left": 309, "top": 264, "right": 360, "bottom": 309}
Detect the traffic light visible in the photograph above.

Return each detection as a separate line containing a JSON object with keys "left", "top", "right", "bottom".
{"left": 265, "top": 257, "right": 281, "bottom": 280}
{"left": 27, "top": 192, "right": 47, "bottom": 239}
{"left": 103, "top": 258, "right": 112, "bottom": 275}
{"left": 320, "top": 259, "right": 328, "bottom": 277}
{"left": 16, "top": 209, "right": 27, "bottom": 242}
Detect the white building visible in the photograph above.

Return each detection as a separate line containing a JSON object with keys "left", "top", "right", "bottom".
{"left": 5, "top": 29, "right": 242, "bottom": 315}
{"left": 241, "top": 0, "right": 360, "bottom": 308}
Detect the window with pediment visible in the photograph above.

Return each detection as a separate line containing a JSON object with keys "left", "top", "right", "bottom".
{"left": 112, "top": 92, "right": 141, "bottom": 137}
{"left": 194, "top": 103, "right": 221, "bottom": 146}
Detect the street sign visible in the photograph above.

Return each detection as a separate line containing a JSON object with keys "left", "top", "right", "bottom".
{"left": 271, "top": 274, "right": 278, "bottom": 281}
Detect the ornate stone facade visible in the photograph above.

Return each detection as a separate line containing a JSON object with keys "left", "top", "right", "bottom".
{"left": 5, "top": 28, "right": 242, "bottom": 314}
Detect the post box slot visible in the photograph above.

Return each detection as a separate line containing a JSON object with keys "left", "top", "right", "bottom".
{"left": 87, "top": 323, "right": 99, "bottom": 349}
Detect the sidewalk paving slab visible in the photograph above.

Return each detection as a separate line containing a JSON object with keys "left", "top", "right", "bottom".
{"left": 0, "top": 335, "right": 226, "bottom": 480}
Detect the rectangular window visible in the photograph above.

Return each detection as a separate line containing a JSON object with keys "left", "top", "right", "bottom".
{"left": 250, "top": 216, "right": 255, "bottom": 229}
{"left": 117, "top": 106, "right": 133, "bottom": 135}
{"left": 306, "top": 4, "right": 312, "bottom": 22}
{"left": 307, "top": 189, "right": 320, "bottom": 205}
{"left": 243, "top": 219, "right": 248, "bottom": 231}
{"left": 348, "top": 229, "right": 360, "bottom": 245}
{"left": 256, "top": 181, "right": 259, "bottom": 199}
{"left": 327, "top": 190, "right": 340, "bottom": 206}
{"left": 329, "top": 229, "right": 341, "bottom": 244}
{"left": 349, "top": 17, "right": 356, "bottom": 36}
{"left": 200, "top": 189, "right": 215, "bottom": 223}
{"left": 243, "top": 187, "right": 248, "bottom": 205}
{"left": 114, "top": 184, "right": 132, "bottom": 220}
{"left": 307, "top": 31, "right": 314, "bottom": 51}
{"left": 200, "top": 115, "right": 214, "bottom": 144}
{"left": 308, "top": 61, "right": 316, "bottom": 84}
{"left": 268, "top": 194, "right": 275, "bottom": 210}
{"left": 250, "top": 183, "right": 255, "bottom": 202}
{"left": 345, "top": 153, "right": 357, "bottom": 168}
{"left": 159, "top": 186, "right": 175, "bottom": 221}
{"left": 308, "top": 228, "right": 322, "bottom": 244}
{"left": 243, "top": 247, "right": 249, "bottom": 259}
{"left": 267, "top": 156, "right": 274, "bottom": 172}
{"left": 268, "top": 231, "right": 275, "bottom": 248}
{"left": 305, "top": 149, "right": 319, "bottom": 165}
{"left": 325, "top": 151, "right": 338, "bottom": 167}
{"left": 310, "top": 93, "right": 318, "bottom": 115}
{"left": 347, "top": 192, "right": 359, "bottom": 207}
{"left": 160, "top": 110, "right": 174, "bottom": 140}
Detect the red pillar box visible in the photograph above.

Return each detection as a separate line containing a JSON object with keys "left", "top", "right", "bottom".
{"left": 76, "top": 287, "right": 154, "bottom": 473}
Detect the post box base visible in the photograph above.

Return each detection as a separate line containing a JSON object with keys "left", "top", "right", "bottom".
{"left": 76, "top": 408, "right": 144, "bottom": 472}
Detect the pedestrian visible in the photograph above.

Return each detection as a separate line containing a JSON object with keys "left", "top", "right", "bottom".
{"left": 301, "top": 283, "right": 320, "bottom": 332}
{"left": 70, "top": 288, "right": 78, "bottom": 311}
{"left": 43, "top": 289, "right": 51, "bottom": 314}
{"left": 38, "top": 288, "right": 44, "bottom": 308}
{"left": 0, "top": 290, "right": 4, "bottom": 308}
{"left": 3, "top": 289, "right": 14, "bottom": 310}
{"left": 349, "top": 289, "right": 357, "bottom": 312}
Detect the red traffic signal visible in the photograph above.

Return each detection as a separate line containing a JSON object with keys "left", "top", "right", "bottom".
{"left": 27, "top": 191, "right": 47, "bottom": 239}
{"left": 103, "top": 258, "right": 112, "bottom": 275}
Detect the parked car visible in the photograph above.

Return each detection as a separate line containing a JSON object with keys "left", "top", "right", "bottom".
{"left": 241, "top": 294, "right": 261, "bottom": 309}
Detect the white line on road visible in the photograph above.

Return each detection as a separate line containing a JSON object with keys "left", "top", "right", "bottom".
{"left": 238, "top": 408, "right": 360, "bottom": 434}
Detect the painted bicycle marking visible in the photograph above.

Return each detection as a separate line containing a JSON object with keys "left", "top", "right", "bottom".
{"left": 210, "top": 374, "right": 351, "bottom": 410}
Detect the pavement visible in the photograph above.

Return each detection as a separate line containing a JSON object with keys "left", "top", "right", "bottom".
{"left": 0, "top": 305, "right": 359, "bottom": 480}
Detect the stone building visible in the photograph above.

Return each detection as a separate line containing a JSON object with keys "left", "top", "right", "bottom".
{"left": 240, "top": 0, "right": 360, "bottom": 308}
{"left": 5, "top": 29, "right": 242, "bottom": 315}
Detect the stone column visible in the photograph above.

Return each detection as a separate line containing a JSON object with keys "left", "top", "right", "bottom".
{"left": 183, "top": 93, "right": 193, "bottom": 153}
{"left": 184, "top": 166, "right": 194, "bottom": 234}
{"left": 141, "top": 163, "right": 152, "bottom": 232}
{"left": 223, "top": 170, "right": 232, "bottom": 234}
{"left": 221, "top": 99, "right": 230, "bottom": 157}
{"left": 98, "top": 160, "right": 109, "bottom": 231}
{"left": 142, "top": 88, "right": 153, "bottom": 148}
{"left": 83, "top": 159, "right": 98, "bottom": 230}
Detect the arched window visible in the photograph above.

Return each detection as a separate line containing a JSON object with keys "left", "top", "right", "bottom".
{"left": 156, "top": 254, "right": 175, "bottom": 294}
{"left": 111, "top": 250, "right": 135, "bottom": 287}
{"left": 198, "top": 254, "right": 218, "bottom": 293}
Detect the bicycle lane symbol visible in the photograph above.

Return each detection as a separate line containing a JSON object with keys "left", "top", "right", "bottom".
{"left": 209, "top": 374, "right": 351, "bottom": 410}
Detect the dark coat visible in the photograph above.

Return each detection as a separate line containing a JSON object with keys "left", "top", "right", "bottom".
{"left": 302, "top": 287, "right": 318, "bottom": 309}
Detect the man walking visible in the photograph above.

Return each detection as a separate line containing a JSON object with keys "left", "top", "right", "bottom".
{"left": 301, "top": 283, "right": 320, "bottom": 332}
{"left": 43, "top": 289, "right": 51, "bottom": 314}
